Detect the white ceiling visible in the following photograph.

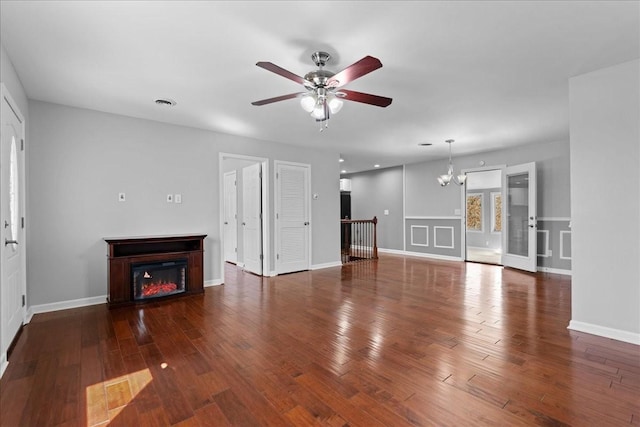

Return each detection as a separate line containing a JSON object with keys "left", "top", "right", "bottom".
{"left": 1, "top": 1, "right": 638, "bottom": 173}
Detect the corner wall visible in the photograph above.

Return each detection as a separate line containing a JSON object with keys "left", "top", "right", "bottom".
{"left": 569, "top": 59, "right": 640, "bottom": 344}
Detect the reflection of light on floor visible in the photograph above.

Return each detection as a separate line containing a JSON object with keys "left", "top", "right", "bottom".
{"left": 85, "top": 367, "right": 154, "bottom": 425}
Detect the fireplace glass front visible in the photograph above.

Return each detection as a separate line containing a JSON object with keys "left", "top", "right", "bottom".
{"left": 132, "top": 259, "right": 187, "bottom": 301}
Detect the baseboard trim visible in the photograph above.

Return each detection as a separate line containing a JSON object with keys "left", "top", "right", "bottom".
{"left": 204, "top": 279, "right": 223, "bottom": 287}
{"left": 537, "top": 267, "right": 572, "bottom": 276}
{"left": 311, "top": 261, "right": 342, "bottom": 270}
{"left": 403, "top": 250, "right": 463, "bottom": 262}
{"left": 377, "top": 248, "right": 405, "bottom": 255}
{"left": 0, "top": 353, "right": 7, "bottom": 379}
{"left": 568, "top": 320, "right": 640, "bottom": 345}
{"left": 26, "top": 295, "right": 107, "bottom": 323}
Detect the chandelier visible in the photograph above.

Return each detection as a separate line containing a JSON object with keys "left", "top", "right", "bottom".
{"left": 437, "top": 139, "right": 467, "bottom": 186}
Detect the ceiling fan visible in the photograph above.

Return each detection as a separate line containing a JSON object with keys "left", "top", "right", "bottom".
{"left": 251, "top": 51, "right": 392, "bottom": 130}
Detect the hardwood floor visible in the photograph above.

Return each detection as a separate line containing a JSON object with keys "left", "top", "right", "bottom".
{"left": 1, "top": 254, "right": 639, "bottom": 426}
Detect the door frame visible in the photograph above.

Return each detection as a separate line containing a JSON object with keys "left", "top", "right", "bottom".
{"left": 0, "top": 84, "right": 27, "bottom": 378}
{"left": 460, "top": 165, "right": 506, "bottom": 261}
{"left": 274, "top": 160, "right": 311, "bottom": 275}
{"left": 219, "top": 153, "right": 269, "bottom": 280}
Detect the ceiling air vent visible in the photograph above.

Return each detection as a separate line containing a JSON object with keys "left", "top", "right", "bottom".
{"left": 154, "top": 98, "right": 177, "bottom": 106}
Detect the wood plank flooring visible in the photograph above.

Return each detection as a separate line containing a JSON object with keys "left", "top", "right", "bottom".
{"left": 1, "top": 254, "right": 639, "bottom": 426}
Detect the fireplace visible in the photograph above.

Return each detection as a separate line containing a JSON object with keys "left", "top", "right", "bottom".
{"left": 132, "top": 259, "right": 187, "bottom": 301}
{"left": 105, "top": 234, "right": 206, "bottom": 307}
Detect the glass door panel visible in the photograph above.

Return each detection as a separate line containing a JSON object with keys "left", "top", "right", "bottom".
{"left": 502, "top": 162, "right": 537, "bottom": 272}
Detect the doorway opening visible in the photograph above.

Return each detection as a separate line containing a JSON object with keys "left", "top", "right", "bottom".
{"left": 219, "top": 154, "right": 269, "bottom": 282}
{"left": 463, "top": 168, "right": 503, "bottom": 265}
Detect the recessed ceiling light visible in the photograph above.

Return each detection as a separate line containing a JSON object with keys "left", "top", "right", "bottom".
{"left": 341, "top": 170, "right": 347, "bottom": 174}
{"left": 419, "top": 142, "right": 433, "bottom": 146}
{"left": 339, "top": 158, "right": 344, "bottom": 163}
{"left": 155, "top": 98, "right": 177, "bottom": 106}
{"left": 374, "top": 164, "right": 380, "bottom": 168}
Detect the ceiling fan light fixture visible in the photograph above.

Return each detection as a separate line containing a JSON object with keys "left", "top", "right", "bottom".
{"left": 310, "top": 103, "right": 327, "bottom": 120}
{"left": 328, "top": 96, "right": 343, "bottom": 114}
{"left": 252, "top": 51, "right": 391, "bottom": 131}
{"left": 300, "top": 93, "right": 316, "bottom": 112}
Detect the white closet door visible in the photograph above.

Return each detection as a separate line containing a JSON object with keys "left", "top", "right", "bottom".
{"left": 276, "top": 162, "right": 310, "bottom": 274}
{"left": 242, "top": 163, "right": 263, "bottom": 275}
{"left": 223, "top": 171, "right": 237, "bottom": 264}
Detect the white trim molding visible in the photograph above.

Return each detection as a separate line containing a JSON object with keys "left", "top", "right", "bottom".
{"left": 536, "top": 229, "right": 550, "bottom": 257}
{"left": 568, "top": 320, "right": 640, "bottom": 345}
{"left": 377, "top": 248, "right": 406, "bottom": 255}
{"left": 434, "top": 226, "right": 455, "bottom": 249}
{"left": 26, "top": 295, "right": 107, "bottom": 324}
{"left": 404, "top": 250, "right": 463, "bottom": 262}
{"left": 311, "top": 261, "right": 342, "bottom": 270}
{"left": 410, "top": 225, "right": 429, "bottom": 247}
{"left": 537, "top": 266, "right": 572, "bottom": 276}
{"left": 559, "top": 230, "right": 572, "bottom": 260}
{"left": 537, "top": 217, "right": 571, "bottom": 221}
{"left": 204, "top": 279, "right": 223, "bottom": 287}
{"left": 405, "top": 216, "right": 461, "bottom": 220}
{"left": 1, "top": 353, "right": 7, "bottom": 379}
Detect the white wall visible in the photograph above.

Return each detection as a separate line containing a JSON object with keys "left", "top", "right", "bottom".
{"left": 569, "top": 59, "right": 640, "bottom": 344}
{"left": 27, "top": 100, "right": 340, "bottom": 306}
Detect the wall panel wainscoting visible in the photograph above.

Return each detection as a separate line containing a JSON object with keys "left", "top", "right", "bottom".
{"left": 405, "top": 216, "right": 462, "bottom": 260}
{"left": 536, "top": 217, "right": 572, "bottom": 274}
{"left": 2, "top": 254, "right": 636, "bottom": 426}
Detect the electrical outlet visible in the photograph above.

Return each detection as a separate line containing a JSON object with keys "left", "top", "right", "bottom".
{"left": 166, "top": 194, "right": 173, "bottom": 203}
{"left": 118, "top": 192, "right": 126, "bottom": 202}
{"left": 175, "top": 194, "right": 182, "bottom": 204}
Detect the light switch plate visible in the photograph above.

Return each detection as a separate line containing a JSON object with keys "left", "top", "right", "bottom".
{"left": 384, "top": 209, "right": 389, "bottom": 215}
{"left": 166, "top": 194, "right": 173, "bottom": 203}
{"left": 175, "top": 194, "right": 182, "bottom": 204}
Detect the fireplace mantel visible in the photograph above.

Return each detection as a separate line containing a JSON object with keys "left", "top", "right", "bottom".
{"left": 105, "top": 234, "right": 206, "bottom": 307}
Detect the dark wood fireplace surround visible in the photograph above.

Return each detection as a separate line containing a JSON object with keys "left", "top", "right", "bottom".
{"left": 105, "top": 234, "right": 206, "bottom": 307}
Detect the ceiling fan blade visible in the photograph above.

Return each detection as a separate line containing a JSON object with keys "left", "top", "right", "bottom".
{"left": 339, "top": 89, "right": 392, "bottom": 107}
{"left": 256, "top": 62, "right": 306, "bottom": 85}
{"left": 327, "top": 56, "right": 383, "bottom": 88}
{"left": 251, "top": 92, "right": 304, "bottom": 106}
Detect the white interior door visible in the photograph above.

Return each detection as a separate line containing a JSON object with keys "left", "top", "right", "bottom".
{"left": 502, "top": 162, "right": 537, "bottom": 272}
{"left": 1, "top": 89, "right": 26, "bottom": 371}
{"left": 242, "top": 163, "right": 263, "bottom": 275}
{"left": 223, "top": 171, "right": 238, "bottom": 264}
{"left": 276, "top": 162, "right": 310, "bottom": 274}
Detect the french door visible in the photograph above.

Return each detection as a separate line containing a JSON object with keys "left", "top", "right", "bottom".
{"left": 502, "top": 162, "right": 537, "bottom": 272}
